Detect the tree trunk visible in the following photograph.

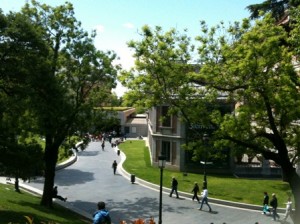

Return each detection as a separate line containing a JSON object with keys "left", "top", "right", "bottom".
{"left": 289, "top": 171, "right": 300, "bottom": 224}
{"left": 40, "top": 137, "right": 58, "bottom": 207}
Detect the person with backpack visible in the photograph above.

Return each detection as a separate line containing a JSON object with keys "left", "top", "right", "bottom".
{"left": 262, "top": 192, "right": 271, "bottom": 214}
{"left": 93, "top": 201, "right": 111, "bottom": 224}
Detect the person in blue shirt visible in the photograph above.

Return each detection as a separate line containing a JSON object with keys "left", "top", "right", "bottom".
{"left": 93, "top": 201, "right": 111, "bottom": 224}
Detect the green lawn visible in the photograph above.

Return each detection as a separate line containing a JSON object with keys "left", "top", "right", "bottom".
{"left": 0, "top": 184, "right": 90, "bottom": 224}
{"left": 118, "top": 140, "right": 292, "bottom": 206}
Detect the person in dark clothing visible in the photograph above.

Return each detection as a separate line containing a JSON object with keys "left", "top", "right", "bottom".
{"left": 262, "top": 192, "right": 271, "bottom": 214}
{"left": 93, "top": 201, "right": 111, "bottom": 224}
{"left": 169, "top": 177, "right": 179, "bottom": 198}
{"left": 52, "top": 186, "right": 67, "bottom": 202}
{"left": 112, "top": 160, "right": 117, "bottom": 175}
{"left": 191, "top": 182, "right": 200, "bottom": 202}
{"left": 270, "top": 193, "right": 280, "bottom": 221}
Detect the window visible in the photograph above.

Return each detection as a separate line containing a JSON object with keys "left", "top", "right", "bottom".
{"left": 161, "top": 141, "right": 171, "bottom": 162}
{"left": 131, "top": 126, "right": 136, "bottom": 133}
{"left": 161, "top": 106, "right": 171, "bottom": 127}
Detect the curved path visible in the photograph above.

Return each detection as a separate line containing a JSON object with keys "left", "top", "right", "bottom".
{"left": 21, "top": 140, "right": 291, "bottom": 224}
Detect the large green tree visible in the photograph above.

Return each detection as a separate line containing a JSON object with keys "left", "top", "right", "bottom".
{"left": 195, "top": 15, "right": 300, "bottom": 223}
{"left": 120, "top": 16, "right": 300, "bottom": 223}
{"left": 17, "top": 1, "right": 118, "bottom": 207}
{"left": 0, "top": 10, "right": 48, "bottom": 191}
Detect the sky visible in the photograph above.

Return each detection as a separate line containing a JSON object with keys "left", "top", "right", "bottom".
{"left": 1, "top": 0, "right": 261, "bottom": 97}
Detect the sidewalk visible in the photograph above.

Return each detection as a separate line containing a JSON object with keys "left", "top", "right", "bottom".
{"left": 0, "top": 139, "right": 290, "bottom": 224}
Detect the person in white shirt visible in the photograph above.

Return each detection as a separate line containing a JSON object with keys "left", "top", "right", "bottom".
{"left": 199, "top": 187, "right": 212, "bottom": 212}
{"left": 283, "top": 197, "right": 292, "bottom": 221}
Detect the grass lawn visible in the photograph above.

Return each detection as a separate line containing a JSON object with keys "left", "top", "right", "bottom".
{"left": 118, "top": 140, "right": 292, "bottom": 206}
{"left": 0, "top": 184, "right": 90, "bottom": 224}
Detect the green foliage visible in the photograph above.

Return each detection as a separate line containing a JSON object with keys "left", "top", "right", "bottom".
{"left": 289, "top": 6, "right": 300, "bottom": 57}
{"left": 246, "top": 0, "right": 300, "bottom": 22}
{"left": 120, "top": 13, "right": 300, "bottom": 222}
{"left": 0, "top": 0, "right": 119, "bottom": 206}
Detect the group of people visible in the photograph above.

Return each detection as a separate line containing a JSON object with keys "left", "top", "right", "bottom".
{"left": 169, "top": 177, "right": 213, "bottom": 212}
{"left": 262, "top": 191, "right": 293, "bottom": 221}
{"left": 83, "top": 182, "right": 295, "bottom": 224}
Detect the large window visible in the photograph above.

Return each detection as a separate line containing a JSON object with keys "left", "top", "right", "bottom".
{"left": 162, "top": 141, "right": 171, "bottom": 162}
{"left": 161, "top": 106, "right": 171, "bottom": 127}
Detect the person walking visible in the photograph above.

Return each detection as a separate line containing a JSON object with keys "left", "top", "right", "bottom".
{"left": 112, "top": 160, "right": 117, "bottom": 175}
{"left": 52, "top": 186, "right": 67, "bottom": 202}
{"left": 199, "top": 186, "right": 212, "bottom": 212}
{"left": 169, "top": 177, "right": 179, "bottom": 198}
{"left": 191, "top": 182, "right": 200, "bottom": 202}
{"left": 270, "top": 193, "right": 280, "bottom": 221}
{"left": 262, "top": 192, "right": 270, "bottom": 214}
{"left": 93, "top": 201, "right": 111, "bottom": 224}
{"left": 101, "top": 141, "right": 105, "bottom": 151}
{"left": 283, "top": 196, "right": 292, "bottom": 221}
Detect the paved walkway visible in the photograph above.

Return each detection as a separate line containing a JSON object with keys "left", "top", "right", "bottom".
{"left": 0, "top": 140, "right": 293, "bottom": 224}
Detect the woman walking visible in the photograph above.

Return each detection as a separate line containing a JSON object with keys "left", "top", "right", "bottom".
{"left": 191, "top": 182, "right": 200, "bottom": 203}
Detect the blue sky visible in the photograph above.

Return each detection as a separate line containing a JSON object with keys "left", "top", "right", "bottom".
{"left": 1, "top": 0, "right": 261, "bottom": 96}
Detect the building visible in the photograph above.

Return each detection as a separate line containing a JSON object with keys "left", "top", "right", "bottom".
{"left": 147, "top": 104, "right": 282, "bottom": 177}
{"left": 117, "top": 108, "right": 148, "bottom": 138}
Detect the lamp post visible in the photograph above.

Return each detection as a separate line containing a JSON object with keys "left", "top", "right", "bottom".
{"left": 158, "top": 155, "right": 166, "bottom": 224}
{"left": 202, "top": 134, "right": 209, "bottom": 188}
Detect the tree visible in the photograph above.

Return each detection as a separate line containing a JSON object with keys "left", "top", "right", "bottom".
{"left": 194, "top": 15, "right": 300, "bottom": 223}
{"left": 246, "top": 0, "right": 300, "bottom": 22}
{"left": 121, "top": 17, "right": 300, "bottom": 222}
{"left": 0, "top": 10, "right": 49, "bottom": 191}
{"left": 119, "top": 25, "right": 201, "bottom": 122}
{"left": 18, "top": 1, "right": 118, "bottom": 207}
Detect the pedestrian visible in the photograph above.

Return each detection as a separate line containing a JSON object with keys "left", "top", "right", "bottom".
{"left": 112, "top": 160, "right": 117, "bottom": 175}
{"left": 52, "top": 186, "right": 67, "bottom": 202}
{"left": 199, "top": 186, "right": 212, "bottom": 212}
{"left": 270, "top": 193, "right": 280, "bottom": 221}
{"left": 262, "top": 192, "right": 271, "bottom": 214}
{"left": 93, "top": 201, "right": 111, "bottom": 224}
{"left": 169, "top": 177, "right": 179, "bottom": 198}
{"left": 191, "top": 182, "right": 200, "bottom": 202}
{"left": 101, "top": 141, "right": 105, "bottom": 151}
{"left": 283, "top": 196, "right": 292, "bottom": 221}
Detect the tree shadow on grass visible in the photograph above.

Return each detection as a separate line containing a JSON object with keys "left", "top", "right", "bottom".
{"left": 3, "top": 200, "right": 90, "bottom": 224}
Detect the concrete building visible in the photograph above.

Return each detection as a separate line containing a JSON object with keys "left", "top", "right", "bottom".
{"left": 146, "top": 105, "right": 282, "bottom": 177}
{"left": 118, "top": 108, "right": 148, "bottom": 138}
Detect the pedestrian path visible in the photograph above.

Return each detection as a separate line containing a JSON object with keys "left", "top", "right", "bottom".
{"left": 0, "top": 139, "right": 292, "bottom": 224}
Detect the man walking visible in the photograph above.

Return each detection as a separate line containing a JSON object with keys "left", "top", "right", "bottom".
{"left": 93, "top": 201, "right": 111, "bottom": 224}
{"left": 169, "top": 177, "right": 179, "bottom": 198}
{"left": 112, "top": 160, "right": 117, "bottom": 175}
{"left": 199, "top": 186, "right": 212, "bottom": 212}
{"left": 270, "top": 193, "right": 280, "bottom": 221}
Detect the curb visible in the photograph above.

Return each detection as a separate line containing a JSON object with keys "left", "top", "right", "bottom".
{"left": 117, "top": 146, "right": 286, "bottom": 214}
